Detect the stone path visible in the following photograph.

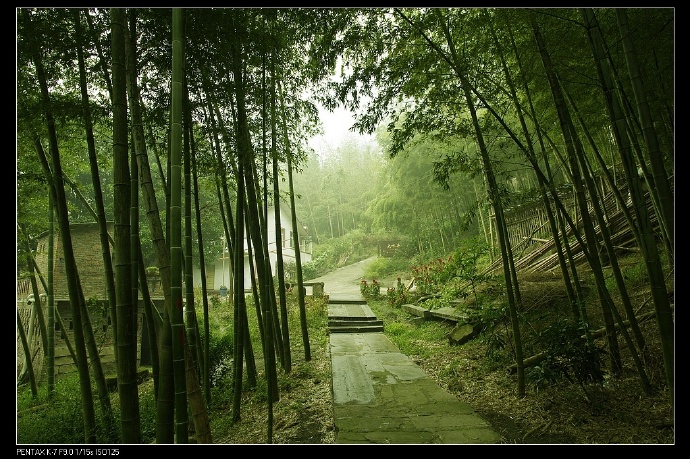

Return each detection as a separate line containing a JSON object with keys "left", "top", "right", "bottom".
{"left": 326, "top": 297, "right": 502, "bottom": 444}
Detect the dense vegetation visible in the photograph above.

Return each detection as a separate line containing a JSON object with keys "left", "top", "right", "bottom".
{"left": 18, "top": 240, "right": 673, "bottom": 444}
{"left": 17, "top": 292, "right": 334, "bottom": 444}
{"left": 17, "top": 8, "right": 673, "bottom": 444}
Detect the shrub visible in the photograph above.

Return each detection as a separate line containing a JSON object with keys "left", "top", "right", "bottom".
{"left": 526, "top": 318, "right": 605, "bottom": 394}
{"left": 364, "top": 256, "right": 409, "bottom": 279}
{"left": 410, "top": 256, "right": 451, "bottom": 295}
{"left": 206, "top": 332, "right": 234, "bottom": 388}
{"left": 360, "top": 278, "right": 381, "bottom": 300}
{"left": 386, "top": 277, "right": 408, "bottom": 308}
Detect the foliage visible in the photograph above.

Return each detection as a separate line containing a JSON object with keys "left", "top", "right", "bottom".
{"left": 482, "top": 329, "right": 508, "bottom": 364}
{"left": 526, "top": 318, "right": 605, "bottom": 394}
{"left": 206, "top": 332, "right": 234, "bottom": 390}
{"left": 196, "top": 295, "right": 234, "bottom": 389}
{"left": 363, "top": 255, "right": 408, "bottom": 280}
{"left": 440, "top": 239, "right": 493, "bottom": 302}
{"left": 359, "top": 278, "right": 381, "bottom": 300}
{"left": 405, "top": 238, "right": 496, "bottom": 312}
{"left": 410, "top": 256, "right": 452, "bottom": 295}
{"left": 17, "top": 370, "right": 158, "bottom": 444}
{"left": 386, "top": 277, "right": 409, "bottom": 308}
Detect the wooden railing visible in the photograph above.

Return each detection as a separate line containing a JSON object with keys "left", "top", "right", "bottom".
{"left": 488, "top": 172, "right": 630, "bottom": 258}
{"left": 16, "top": 278, "right": 31, "bottom": 297}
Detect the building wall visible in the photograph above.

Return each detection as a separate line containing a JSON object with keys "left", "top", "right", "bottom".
{"left": 29, "top": 208, "right": 312, "bottom": 298}
{"left": 33, "top": 222, "right": 114, "bottom": 300}
{"left": 196, "top": 204, "right": 313, "bottom": 292}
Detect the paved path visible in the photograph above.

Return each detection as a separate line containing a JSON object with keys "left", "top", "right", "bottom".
{"left": 310, "top": 258, "right": 502, "bottom": 444}
{"left": 308, "top": 257, "right": 374, "bottom": 302}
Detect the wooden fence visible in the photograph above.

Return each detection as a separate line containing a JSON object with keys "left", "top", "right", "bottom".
{"left": 488, "top": 172, "right": 627, "bottom": 258}
{"left": 484, "top": 169, "right": 667, "bottom": 274}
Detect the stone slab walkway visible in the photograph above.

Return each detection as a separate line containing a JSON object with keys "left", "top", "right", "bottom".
{"left": 328, "top": 301, "right": 502, "bottom": 444}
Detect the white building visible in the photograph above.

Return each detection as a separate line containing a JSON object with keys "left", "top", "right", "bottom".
{"left": 194, "top": 202, "right": 312, "bottom": 293}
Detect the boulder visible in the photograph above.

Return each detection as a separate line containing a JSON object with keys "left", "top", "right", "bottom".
{"left": 446, "top": 323, "right": 481, "bottom": 346}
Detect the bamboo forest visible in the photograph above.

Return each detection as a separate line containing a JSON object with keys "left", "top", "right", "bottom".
{"left": 16, "top": 8, "right": 674, "bottom": 446}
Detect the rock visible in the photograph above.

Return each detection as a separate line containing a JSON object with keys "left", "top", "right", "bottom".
{"left": 446, "top": 323, "right": 481, "bottom": 346}
{"left": 402, "top": 304, "right": 431, "bottom": 319}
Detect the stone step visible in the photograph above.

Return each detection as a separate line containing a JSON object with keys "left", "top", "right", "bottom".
{"left": 402, "top": 304, "right": 431, "bottom": 319}
{"left": 327, "top": 298, "right": 367, "bottom": 305}
{"left": 328, "top": 315, "right": 382, "bottom": 322}
{"left": 329, "top": 318, "right": 384, "bottom": 327}
{"left": 328, "top": 323, "right": 384, "bottom": 333}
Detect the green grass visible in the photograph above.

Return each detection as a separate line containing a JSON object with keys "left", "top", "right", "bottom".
{"left": 368, "top": 299, "right": 454, "bottom": 359}
{"left": 17, "top": 369, "right": 158, "bottom": 444}
{"left": 17, "top": 291, "right": 332, "bottom": 444}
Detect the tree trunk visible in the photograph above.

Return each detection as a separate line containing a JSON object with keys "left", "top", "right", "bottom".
{"left": 190, "top": 108, "right": 212, "bottom": 405}
{"left": 232, "top": 147, "right": 246, "bottom": 423}
{"left": 28, "top": 10, "right": 97, "bottom": 442}
{"left": 112, "top": 7, "right": 141, "bottom": 443}
{"left": 170, "top": 7, "right": 189, "bottom": 443}
{"left": 183, "top": 74, "right": 200, "bottom": 382}
{"left": 75, "top": 8, "right": 120, "bottom": 367}
{"left": 268, "top": 46, "right": 292, "bottom": 372}
{"left": 278, "top": 80, "right": 311, "bottom": 361}
{"left": 531, "top": 13, "right": 623, "bottom": 376}
{"left": 155, "top": 312, "right": 174, "bottom": 443}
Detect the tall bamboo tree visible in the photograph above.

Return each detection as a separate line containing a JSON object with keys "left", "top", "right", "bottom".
{"left": 190, "top": 93, "right": 212, "bottom": 405}
{"left": 65, "top": 8, "right": 119, "bottom": 441}
{"left": 278, "top": 80, "right": 310, "bottom": 361}
{"left": 23, "top": 7, "right": 97, "bottom": 443}
{"left": 562, "top": 82, "right": 648, "bottom": 357}
{"left": 270, "top": 38, "right": 292, "bottom": 372}
{"left": 580, "top": 8, "right": 674, "bottom": 401}
{"left": 122, "top": 9, "right": 174, "bottom": 442}
{"left": 74, "top": 8, "right": 120, "bottom": 367}
{"left": 396, "top": 8, "right": 527, "bottom": 396}
{"left": 489, "top": 10, "right": 581, "bottom": 319}
{"left": 531, "top": 12, "right": 623, "bottom": 376}
{"left": 170, "top": 7, "right": 189, "bottom": 443}
{"left": 616, "top": 8, "right": 674, "bottom": 261}
{"left": 17, "top": 310, "right": 38, "bottom": 398}
{"left": 232, "top": 143, "right": 246, "bottom": 423}
{"left": 112, "top": 7, "right": 141, "bottom": 443}
{"left": 229, "top": 10, "right": 280, "bottom": 403}
{"left": 183, "top": 67, "right": 200, "bottom": 380}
